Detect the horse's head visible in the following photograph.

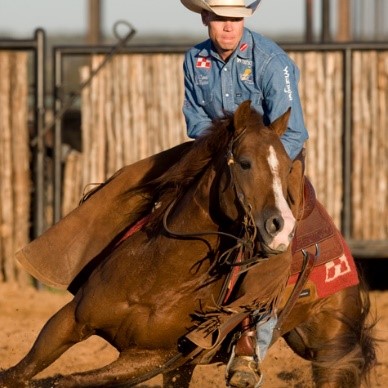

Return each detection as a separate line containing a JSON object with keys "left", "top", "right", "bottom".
{"left": 217, "top": 100, "right": 304, "bottom": 255}
{"left": 146, "top": 100, "right": 303, "bottom": 256}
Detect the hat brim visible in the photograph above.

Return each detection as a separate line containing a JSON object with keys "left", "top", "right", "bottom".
{"left": 181, "top": 0, "right": 261, "bottom": 18}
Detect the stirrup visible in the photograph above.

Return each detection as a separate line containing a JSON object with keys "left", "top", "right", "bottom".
{"left": 226, "top": 346, "right": 263, "bottom": 388}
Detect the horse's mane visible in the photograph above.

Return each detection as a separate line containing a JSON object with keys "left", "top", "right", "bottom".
{"left": 139, "top": 115, "right": 235, "bottom": 230}
{"left": 154, "top": 117, "right": 233, "bottom": 194}
{"left": 79, "top": 115, "right": 232, "bottom": 201}
{"left": 80, "top": 108, "right": 263, "bottom": 233}
{"left": 138, "top": 108, "right": 266, "bottom": 231}
{"left": 149, "top": 107, "right": 264, "bottom": 198}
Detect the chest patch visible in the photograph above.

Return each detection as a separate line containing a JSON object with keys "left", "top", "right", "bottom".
{"left": 196, "top": 57, "right": 212, "bottom": 69}
{"left": 240, "top": 68, "right": 253, "bottom": 83}
{"left": 195, "top": 74, "right": 209, "bottom": 86}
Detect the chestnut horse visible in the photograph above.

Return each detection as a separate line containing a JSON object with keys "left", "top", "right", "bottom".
{"left": 0, "top": 101, "right": 375, "bottom": 387}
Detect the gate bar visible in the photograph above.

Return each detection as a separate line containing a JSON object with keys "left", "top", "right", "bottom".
{"left": 0, "top": 28, "right": 47, "bottom": 239}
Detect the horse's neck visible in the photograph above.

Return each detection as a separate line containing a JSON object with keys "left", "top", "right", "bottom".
{"left": 168, "top": 169, "right": 219, "bottom": 235}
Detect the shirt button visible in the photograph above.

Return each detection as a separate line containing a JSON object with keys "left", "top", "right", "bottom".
{"left": 224, "top": 68, "right": 228, "bottom": 71}
{"left": 225, "top": 93, "right": 229, "bottom": 97}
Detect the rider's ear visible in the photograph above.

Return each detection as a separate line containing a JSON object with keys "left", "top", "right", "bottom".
{"left": 201, "top": 11, "right": 210, "bottom": 26}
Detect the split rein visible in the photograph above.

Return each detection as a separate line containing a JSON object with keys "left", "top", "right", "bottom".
{"left": 120, "top": 133, "right": 268, "bottom": 386}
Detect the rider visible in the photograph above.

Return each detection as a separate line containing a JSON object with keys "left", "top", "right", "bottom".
{"left": 180, "top": 0, "right": 308, "bottom": 386}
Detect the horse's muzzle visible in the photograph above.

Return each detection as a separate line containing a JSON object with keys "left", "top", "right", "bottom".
{"left": 257, "top": 211, "right": 296, "bottom": 253}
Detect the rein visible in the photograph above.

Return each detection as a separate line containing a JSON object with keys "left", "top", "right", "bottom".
{"left": 162, "top": 199, "right": 245, "bottom": 243}
{"left": 162, "top": 130, "right": 264, "bottom": 273}
{"left": 121, "top": 131, "right": 268, "bottom": 385}
{"left": 162, "top": 198, "right": 260, "bottom": 275}
{"left": 226, "top": 127, "right": 253, "bottom": 216}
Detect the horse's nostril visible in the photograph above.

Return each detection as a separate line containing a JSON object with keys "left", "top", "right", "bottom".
{"left": 265, "top": 216, "right": 284, "bottom": 235}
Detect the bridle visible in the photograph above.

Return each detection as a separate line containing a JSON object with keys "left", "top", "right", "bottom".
{"left": 120, "top": 131, "right": 274, "bottom": 387}
{"left": 162, "top": 129, "right": 266, "bottom": 274}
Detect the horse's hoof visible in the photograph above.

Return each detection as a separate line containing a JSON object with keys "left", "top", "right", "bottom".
{"left": 226, "top": 356, "right": 263, "bottom": 388}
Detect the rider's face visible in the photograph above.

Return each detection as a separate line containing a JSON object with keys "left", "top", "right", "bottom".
{"left": 202, "top": 11, "right": 245, "bottom": 61}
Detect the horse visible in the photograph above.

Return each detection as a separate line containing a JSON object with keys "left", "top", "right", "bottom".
{"left": 0, "top": 100, "right": 375, "bottom": 387}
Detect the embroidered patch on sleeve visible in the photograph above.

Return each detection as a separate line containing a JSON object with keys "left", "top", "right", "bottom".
{"left": 196, "top": 57, "right": 212, "bottom": 69}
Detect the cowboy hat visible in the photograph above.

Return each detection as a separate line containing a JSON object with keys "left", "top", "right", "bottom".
{"left": 181, "top": 0, "right": 262, "bottom": 18}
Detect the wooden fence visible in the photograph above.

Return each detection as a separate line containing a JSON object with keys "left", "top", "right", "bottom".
{"left": 351, "top": 51, "right": 388, "bottom": 240}
{"left": 61, "top": 49, "right": 388, "bottom": 241}
{"left": 289, "top": 51, "right": 344, "bottom": 226}
{"left": 62, "top": 54, "right": 188, "bottom": 215}
{"left": 63, "top": 52, "right": 343, "bottom": 225}
{"left": 1, "top": 48, "right": 386, "bottom": 272}
{"left": 0, "top": 51, "right": 31, "bottom": 284}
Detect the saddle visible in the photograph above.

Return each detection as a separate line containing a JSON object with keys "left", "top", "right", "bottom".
{"left": 291, "top": 177, "right": 344, "bottom": 274}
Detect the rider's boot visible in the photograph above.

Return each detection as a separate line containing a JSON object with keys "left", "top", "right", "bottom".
{"left": 225, "top": 317, "right": 262, "bottom": 388}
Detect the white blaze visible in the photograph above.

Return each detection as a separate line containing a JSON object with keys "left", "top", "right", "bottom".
{"left": 267, "top": 146, "right": 296, "bottom": 251}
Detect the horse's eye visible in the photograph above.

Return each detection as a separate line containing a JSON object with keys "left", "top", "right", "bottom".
{"left": 239, "top": 160, "right": 251, "bottom": 170}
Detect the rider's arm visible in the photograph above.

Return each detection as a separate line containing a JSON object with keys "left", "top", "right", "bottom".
{"left": 182, "top": 54, "right": 213, "bottom": 139}
{"left": 261, "top": 54, "right": 309, "bottom": 160}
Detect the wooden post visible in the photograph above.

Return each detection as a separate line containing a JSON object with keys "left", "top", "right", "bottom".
{"left": 305, "top": 0, "right": 314, "bottom": 42}
{"left": 88, "top": 0, "right": 102, "bottom": 44}
{"left": 321, "top": 0, "right": 331, "bottom": 42}
{"left": 337, "top": 0, "right": 351, "bottom": 42}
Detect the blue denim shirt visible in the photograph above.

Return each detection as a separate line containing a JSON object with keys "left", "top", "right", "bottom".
{"left": 182, "top": 28, "right": 308, "bottom": 160}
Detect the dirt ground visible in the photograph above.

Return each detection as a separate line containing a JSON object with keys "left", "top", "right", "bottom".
{"left": 0, "top": 282, "right": 387, "bottom": 387}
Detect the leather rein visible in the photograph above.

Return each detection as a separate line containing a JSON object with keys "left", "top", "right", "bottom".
{"left": 120, "top": 132, "right": 289, "bottom": 386}
{"left": 162, "top": 128, "right": 267, "bottom": 273}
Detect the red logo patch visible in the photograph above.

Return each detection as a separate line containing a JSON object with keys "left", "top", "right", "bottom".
{"left": 196, "top": 57, "right": 212, "bottom": 69}
{"left": 239, "top": 43, "right": 248, "bottom": 52}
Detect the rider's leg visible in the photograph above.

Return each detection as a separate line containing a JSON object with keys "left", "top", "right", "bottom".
{"left": 255, "top": 313, "right": 278, "bottom": 362}
{"left": 226, "top": 315, "right": 275, "bottom": 388}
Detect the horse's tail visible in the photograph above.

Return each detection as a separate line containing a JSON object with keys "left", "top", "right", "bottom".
{"left": 357, "top": 277, "right": 378, "bottom": 386}
{"left": 311, "top": 278, "right": 378, "bottom": 387}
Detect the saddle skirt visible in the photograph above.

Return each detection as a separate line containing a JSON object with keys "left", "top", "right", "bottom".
{"left": 286, "top": 178, "right": 359, "bottom": 303}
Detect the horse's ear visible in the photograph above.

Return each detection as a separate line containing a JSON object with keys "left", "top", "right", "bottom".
{"left": 287, "top": 151, "right": 305, "bottom": 217}
{"left": 233, "top": 100, "right": 252, "bottom": 135}
{"left": 269, "top": 108, "right": 291, "bottom": 137}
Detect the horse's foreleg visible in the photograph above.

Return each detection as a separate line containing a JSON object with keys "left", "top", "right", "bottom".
{"left": 51, "top": 348, "right": 180, "bottom": 387}
{"left": 0, "top": 300, "right": 92, "bottom": 387}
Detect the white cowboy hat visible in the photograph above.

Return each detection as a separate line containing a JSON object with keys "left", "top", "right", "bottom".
{"left": 181, "top": 0, "right": 262, "bottom": 18}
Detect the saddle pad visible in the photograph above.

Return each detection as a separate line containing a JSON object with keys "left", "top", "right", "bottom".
{"left": 291, "top": 200, "right": 344, "bottom": 274}
{"left": 287, "top": 235, "right": 359, "bottom": 299}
